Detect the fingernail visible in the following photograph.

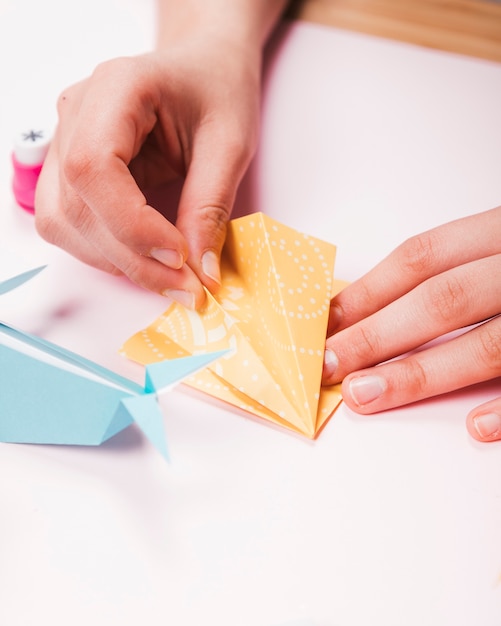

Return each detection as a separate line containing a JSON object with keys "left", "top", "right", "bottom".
{"left": 201, "top": 250, "right": 221, "bottom": 285}
{"left": 348, "top": 375, "right": 387, "bottom": 406}
{"left": 323, "top": 349, "right": 339, "bottom": 379}
{"left": 150, "top": 248, "right": 184, "bottom": 270}
{"left": 163, "top": 289, "right": 195, "bottom": 310}
{"left": 472, "top": 413, "right": 501, "bottom": 440}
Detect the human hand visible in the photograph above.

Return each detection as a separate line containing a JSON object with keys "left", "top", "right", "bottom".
{"left": 34, "top": 36, "right": 261, "bottom": 308}
{"left": 322, "top": 206, "right": 501, "bottom": 442}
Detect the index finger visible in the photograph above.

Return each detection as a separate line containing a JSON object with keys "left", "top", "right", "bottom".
{"left": 60, "top": 60, "right": 188, "bottom": 262}
{"left": 329, "top": 206, "right": 501, "bottom": 334}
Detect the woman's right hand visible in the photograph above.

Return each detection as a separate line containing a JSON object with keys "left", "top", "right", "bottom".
{"left": 35, "top": 31, "right": 263, "bottom": 308}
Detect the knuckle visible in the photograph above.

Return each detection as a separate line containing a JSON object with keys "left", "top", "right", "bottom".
{"left": 396, "top": 230, "right": 442, "bottom": 277}
{"left": 62, "top": 147, "right": 99, "bottom": 191}
{"left": 353, "top": 277, "right": 376, "bottom": 313}
{"left": 475, "top": 320, "right": 501, "bottom": 374}
{"left": 119, "top": 256, "right": 142, "bottom": 283}
{"left": 398, "top": 357, "right": 429, "bottom": 398}
{"left": 119, "top": 255, "right": 159, "bottom": 292}
{"left": 34, "top": 212, "right": 59, "bottom": 245}
{"left": 92, "top": 56, "right": 131, "bottom": 82}
{"left": 423, "top": 273, "right": 470, "bottom": 325}
{"left": 46, "top": 197, "right": 99, "bottom": 244}
{"left": 349, "top": 324, "right": 383, "bottom": 363}
{"left": 114, "top": 251, "right": 151, "bottom": 288}
{"left": 204, "top": 203, "right": 231, "bottom": 229}
{"left": 109, "top": 265, "right": 124, "bottom": 277}
{"left": 197, "top": 204, "right": 231, "bottom": 243}
{"left": 224, "top": 125, "right": 256, "bottom": 163}
{"left": 66, "top": 203, "right": 95, "bottom": 236}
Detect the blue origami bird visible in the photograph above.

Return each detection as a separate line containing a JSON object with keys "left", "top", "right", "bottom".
{"left": 0, "top": 267, "right": 225, "bottom": 459}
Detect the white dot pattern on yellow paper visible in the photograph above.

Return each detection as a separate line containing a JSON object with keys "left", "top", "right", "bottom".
{"left": 121, "top": 213, "right": 341, "bottom": 437}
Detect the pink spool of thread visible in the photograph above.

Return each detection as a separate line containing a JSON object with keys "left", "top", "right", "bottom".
{"left": 12, "top": 128, "right": 51, "bottom": 213}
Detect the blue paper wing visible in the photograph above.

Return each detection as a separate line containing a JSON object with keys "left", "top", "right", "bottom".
{"left": 0, "top": 343, "right": 134, "bottom": 445}
{"left": 120, "top": 394, "right": 169, "bottom": 460}
{"left": 0, "top": 267, "right": 229, "bottom": 457}
{"left": 0, "top": 266, "right": 46, "bottom": 295}
{"left": 0, "top": 322, "right": 142, "bottom": 395}
{"left": 144, "top": 350, "right": 230, "bottom": 393}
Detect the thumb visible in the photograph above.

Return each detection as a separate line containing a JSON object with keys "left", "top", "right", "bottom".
{"left": 175, "top": 122, "right": 254, "bottom": 292}
{"left": 466, "top": 397, "right": 501, "bottom": 442}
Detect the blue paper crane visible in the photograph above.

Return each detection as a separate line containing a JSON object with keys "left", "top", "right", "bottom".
{"left": 0, "top": 267, "right": 226, "bottom": 459}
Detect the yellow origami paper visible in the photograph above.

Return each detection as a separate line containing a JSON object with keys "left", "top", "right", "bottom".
{"left": 121, "top": 213, "right": 344, "bottom": 438}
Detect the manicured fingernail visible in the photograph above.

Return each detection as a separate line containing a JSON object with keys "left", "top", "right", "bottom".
{"left": 201, "top": 250, "right": 221, "bottom": 285}
{"left": 348, "top": 375, "right": 387, "bottom": 406}
{"left": 163, "top": 289, "right": 195, "bottom": 310}
{"left": 323, "top": 349, "right": 339, "bottom": 379}
{"left": 150, "top": 248, "right": 184, "bottom": 270}
{"left": 472, "top": 413, "right": 501, "bottom": 440}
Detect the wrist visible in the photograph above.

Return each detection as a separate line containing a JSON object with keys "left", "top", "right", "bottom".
{"left": 155, "top": 0, "right": 288, "bottom": 53}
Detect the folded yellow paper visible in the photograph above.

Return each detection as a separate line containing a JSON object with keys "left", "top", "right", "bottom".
{"left": 121, "top": 212, "right": 344, "bottom": 438}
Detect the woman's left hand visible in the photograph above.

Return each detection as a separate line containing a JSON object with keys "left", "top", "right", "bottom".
{"left": 322, "top": 206, "right": 501, "bottom": 442}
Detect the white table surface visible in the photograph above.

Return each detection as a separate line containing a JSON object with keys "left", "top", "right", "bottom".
{"left": 0, "top": 2, "right": 500, "bottom": 625}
